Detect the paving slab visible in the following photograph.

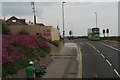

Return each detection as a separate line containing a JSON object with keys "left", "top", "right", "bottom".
{"left": 42, "top": 43, "right": 79, "bottom": 78}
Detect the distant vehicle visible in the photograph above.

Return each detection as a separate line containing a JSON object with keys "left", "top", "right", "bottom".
{"left": 87, "top": 27, "right": 100, "bottom": 40}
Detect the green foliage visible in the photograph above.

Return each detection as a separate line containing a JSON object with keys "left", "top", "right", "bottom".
{"left": 3, "top": 39, "right": 51, "bottom": 78}
{"left": 46, "top": 39, "right": 59, "bottom": 46}
{"left": 6, "top": 48, "right": 14, "bottom": 56}
{"left": 39, "top": 35, "right": 47, "bottom": 41}
{"left": 59, "top": 37, "right": 63, "bottom": 42}
{"left": 36, "top": 49, "right": 46, "bottom": 57}
{"left": 39, "top": 47, "right": 51, "bottom": 54}
{"left": 2, "top": 24, "right": 11, "bottom": 35}
{"left": 17, "top": 29, "right": 29, "bottom": 35}
{"left": 3, "top": 57, "right": 29, "bottom": 78}
{"left": 14, "top": 44, "right": 37, "bottom": 60}
{"left": 100, "top": 36, "right": 120, "bottom": 41}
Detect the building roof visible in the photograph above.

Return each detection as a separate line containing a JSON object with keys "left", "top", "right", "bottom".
{"left": 36, "top": 23, "right": 45, "bottom": 26}
{"left": 5, "top": 16, "right": 27, "bottom": 25}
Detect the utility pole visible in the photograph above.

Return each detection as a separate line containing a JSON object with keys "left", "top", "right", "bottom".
{"left": 31, "top": 2, "right": 36, "bottom": 25}
{"left": 69, "top": 30, "right": 72, "bottom": 42}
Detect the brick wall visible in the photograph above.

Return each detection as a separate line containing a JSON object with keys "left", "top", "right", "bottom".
{"left": 51, "top": 27, "right": 60, "bottom": 41}
{"left": 8, "top": 25, "right": 60, "bottom": 41}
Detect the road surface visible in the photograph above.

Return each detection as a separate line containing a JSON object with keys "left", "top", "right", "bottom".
{"left": 73, "top": 39, "right": 119, "bottom": 78}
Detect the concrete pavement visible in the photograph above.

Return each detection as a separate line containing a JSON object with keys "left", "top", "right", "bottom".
{"left": 42, "top": 43, "right": 81, "bottom": 78}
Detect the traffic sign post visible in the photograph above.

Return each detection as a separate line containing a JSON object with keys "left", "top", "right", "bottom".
{"left": 103, "top": 29, "right": 105, "bottom": 38}
{"left": 69, "top": 30, "right": 72, "bottom": 42}
{"left": 106, "top": 29, "right": 109, "bottom": 37}
{"left": 106, "top": 29, "right": 109, "bottom": 40}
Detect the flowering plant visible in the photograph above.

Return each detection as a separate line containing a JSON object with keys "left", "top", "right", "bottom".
{"left": 2, "top": 35, "right": 50, "bottom": 64}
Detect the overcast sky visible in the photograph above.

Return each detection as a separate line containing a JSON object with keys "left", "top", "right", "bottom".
{"left": 1, "top": 0, "right": 119, "bottom": 36}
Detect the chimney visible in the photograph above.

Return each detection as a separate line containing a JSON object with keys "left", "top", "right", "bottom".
{"left": 34, "top": 15, "right": 36, "bottom": 25}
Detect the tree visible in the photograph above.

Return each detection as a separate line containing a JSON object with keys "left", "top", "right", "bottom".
{"left": 2, "top": 24, "right": 11, "bottom": 35}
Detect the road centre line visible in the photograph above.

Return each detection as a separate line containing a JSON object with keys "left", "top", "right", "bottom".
{"left": 99, "top": 42, "right": 120, "bottom": 52}
{"left": 114, "top": 69, "right": 120, "bottom": 78}
{"left": 97, "top": 50, "right": 100, "bottom": 53}
{"left": 86, "top": 42, "right": 94, "bottom": 47}
{"left": 93, "top": 47, "right": 96, "bottom": 50}
{"left": 106, "top": 60, "right": 112, "bottom": 66}
{"left": 100, "top": 54, "right": 105, "bottom": 58}
{"left": 86, "top": 42, "right": 97, "bottom": 50}
{"left": 85, "top": 42, "right": 120, "bottom": 77}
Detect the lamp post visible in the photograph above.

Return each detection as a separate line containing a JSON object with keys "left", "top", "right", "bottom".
{"left": 95, "top": 12, "right": 98, "bottom": 28}
{"left": 62, "top": 2, "right": 65, "bottom": 43}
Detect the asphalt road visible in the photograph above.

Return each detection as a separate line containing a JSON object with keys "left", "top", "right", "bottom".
{"left": 73, "top": 39, "right": 119, "bottom": 78}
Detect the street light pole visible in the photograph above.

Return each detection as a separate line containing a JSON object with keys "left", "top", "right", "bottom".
{"left": 95, "top": 12, "right": 98, "bottom": 28}
{"left": 62, "top": 2, "right": 65, "bottom": 43}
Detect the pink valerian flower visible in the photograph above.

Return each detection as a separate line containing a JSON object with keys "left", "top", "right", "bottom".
{"left": 2, "top": 35, "right": 50, "bottom": 64}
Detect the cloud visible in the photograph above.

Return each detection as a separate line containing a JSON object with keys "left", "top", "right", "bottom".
{"left": 1, "top": 2, "right": 118, "bottom": 36}
{"left": 1, "top": 0, "right": 120, "bottom": 2}
{"left": 2, "top": 2, "right": 55, "bottom": 19}
{"left": 2, "top": 2, "right": 33, "bottom": 16}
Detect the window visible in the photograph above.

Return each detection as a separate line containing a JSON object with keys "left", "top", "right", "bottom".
{"left": 12, "top": 20, "right": 16, "bottom": 22}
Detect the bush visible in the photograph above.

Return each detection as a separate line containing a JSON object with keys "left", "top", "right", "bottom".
{"left": 17, "top": 29, "right": 29, "bottom": 35}
{"left": 2, "top": 24, "right": 11, "bottom": 35}
{"left": 3, "top": 57, "right": 29, "bottom": 78}
{"left": 2, "top": 35, "right": 51, "bottom": 78}
{"left": 100, "top": 36, "right": 120, "bottom": 41}
{"left": 46, "top": 39, "right": 60, "bottom": 47}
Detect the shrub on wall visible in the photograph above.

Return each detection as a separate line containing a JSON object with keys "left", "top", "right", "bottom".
{"left": 2, "top": 35, "right": 50, "bottom": 77}
{"left": 17, "top": 29, "right": 29, "bottom": 35}
{"left": 2, "top": 24, "right": 11, "bottom": 35}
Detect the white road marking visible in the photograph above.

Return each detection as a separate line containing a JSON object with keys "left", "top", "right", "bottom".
{"left": 97, "top": 50, "right": 100, "bottom": 53}
{"left": 85, "top": 42, "right": 120, "bottom": 77}
{"left": 86, "top": 42, "right": 95, "bottom": 48}
{"left": 99, "top": 42, "right": 120, "bottom": 52}
{"left": 93, "top": 47, "right": 96, "bottom": 50}
{"left": 114, "top": 69, "right": 120, "bottom": 77}
{"left": 77, "top": 47, "right": 82, "bottom": 78}
{"left": 106, "top": 60, "right": 112, "bottom": 66}
{"left": 86, "top": 42, "right": 92, "bottom": 46}
{"left": 101, "top": 54, "right": 105, "bottom": 58}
